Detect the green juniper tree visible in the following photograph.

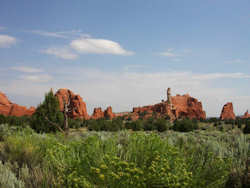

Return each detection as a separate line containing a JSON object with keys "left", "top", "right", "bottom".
{"left": 31, "top": 89, "right": 64, "bottom": 133}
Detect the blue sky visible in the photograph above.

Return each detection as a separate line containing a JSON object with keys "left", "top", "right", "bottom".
{"left": 0, "top": 0, "right": 250, "bottom": 117}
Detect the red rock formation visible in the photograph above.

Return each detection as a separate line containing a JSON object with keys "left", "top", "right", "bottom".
{"left": 104, "top": 106, "right": 115, "bottom": 119}
{"left": 0, "top": 92, "right": 35, "bottom": 117}
{"left": 91, "top": 107, "right": 104, "bottom": 119}
{"left": 55, "top": 89, "right": 89, "bottom": 119}
{"left": 242, "top": 110, "right": 250, "bottom": 119}
{"left": 172, "top": 94, "right": 206, "bottom": 119}
{"left": 220, "top": 102, "right": 236, "bottom": 120}
{"left": 129, "top": 93, "right": 206, "bottom": 120}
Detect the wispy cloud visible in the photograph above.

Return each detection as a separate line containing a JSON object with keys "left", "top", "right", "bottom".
{"left": 30, "top": 30, "right": 90, "bottom": 39}
{"left": 123, "top": 65, "right": 148, "bottom": 71}
{"left": 11, "top": 66, "right": 43, "bottom": 73}
{"left": 159, "top": 48, "right": 179, "bottom": 57}
{"left": 42, "top": 47, "right": 78, "bottom": 60}
{"left": 0, "top": 34, "right": 17, "bottom": 48}
{"left": 191, "top": 72, "right": 250, "bottom": 80}
{"left": 70, "top": 37, "right": 134, "bottom": 55}
{"left": 225, "top": 59, "right": 247, "bottom": 64}
{"left": 19, "top": 74, "right": 52, "bottom": 82}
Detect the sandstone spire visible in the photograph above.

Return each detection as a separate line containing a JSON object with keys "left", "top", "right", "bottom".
{"left": 167, "top": 88, "right": 173, "bottom": 109}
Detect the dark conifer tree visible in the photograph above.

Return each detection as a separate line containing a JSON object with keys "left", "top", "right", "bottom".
{"left": 31, "top": 89, "right": 64, "bottom": 133}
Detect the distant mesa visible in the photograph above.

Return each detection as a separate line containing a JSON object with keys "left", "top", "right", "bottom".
{"left": 220, "top": 102, "right": 236, "bottom": 120}
{"left": 0, "top": 91, "right": 35, "bottom": 117}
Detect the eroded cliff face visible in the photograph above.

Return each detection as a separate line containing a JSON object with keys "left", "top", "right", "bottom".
{"left": 220, "top": 102, "right": 236, "bottom": 120}
{"left": 91, "top": 106, "right": 116, "bottom": 119}
{"left": 0, "top": 92, "right": 35, "bottom": 116}
{"left": 172, "top": 94, "right": 206, "bottom": 119}
{"left": 104, "top": 106, "right": 115, "bottom": 120}
{"left": 123, "top": 92, "right": 206, "bottom": 121}
{"left": 0, "top": 88, "right": 207, "bottom": 120}
{"left": 55, "top": 89, "right": 89, "bottom": 119}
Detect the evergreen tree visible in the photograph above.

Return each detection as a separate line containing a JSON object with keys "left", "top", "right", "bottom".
{"left": 243, "top": 120, "right": 250, "bottom": 134}
{"left": 31, "top": 90, "right": 64, "bottom": 133}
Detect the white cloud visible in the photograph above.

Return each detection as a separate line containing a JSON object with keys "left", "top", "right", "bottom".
{"left": 42, "top": 47, "right": 78, "bottom": 60}
{"left": 159, "top": 48, "right": 179, "bottom": 57}
{"left": 70, "top": 37, "right": 134, "bottom": 55}
{"left": 0, "top": 34, "right": 17, "bottom": 48}
{"left": 11, "top": 66, "right": 43, "bottom": 73}
{"left": 19, "top": 74, "right": 52, "bottom": 82}
{"left": 123, "top": 65, "right": 147, "bottom": 71}
{"left": 191, "top": 72, "right": 250, "bottom": 80}
{"left": 225, "top": 59, "right": 247, "bottom": 64}
{"left": 30, "top": 30, "right": 90, "bottom": 39}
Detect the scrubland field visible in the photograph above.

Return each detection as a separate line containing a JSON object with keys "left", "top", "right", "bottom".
{"left": 0, "top": 115, "right": 249, "bottom": 188}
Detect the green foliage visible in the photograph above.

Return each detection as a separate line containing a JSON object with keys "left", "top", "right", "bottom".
{"left": 173, "top": 118, "right": 198, "bottom": 132}
{"left": 68, "top": 118, "right": 85, "bottom": 129}
{"left": 0, "top": 114, "right": 31, "bottom": 127}
{"left": 87, "top": 118, "right": 124, "bottom": 131}
{"left": 143, "top": 117, "right": 156, "bottom": 131}
{"left": 46, "top": 133, "right": 192, "bottom": 187}
{"left": 0, "top": 161, "right": 24, "bottom": 188}
{"left": 125, "top": 120, "right": 143, "bottom": 131}
{"left": 143, "top": 118, "right": 169, "bottom": 132}
{"left": 243, "top": 120, "right": 250, "bottom": 134}
{"left": 0, "top": 123, "right": 248, "bottom": 187}
{"left": 31, "top": 90, "right": 64, "bottom": 133}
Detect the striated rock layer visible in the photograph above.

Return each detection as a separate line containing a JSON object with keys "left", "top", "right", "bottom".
{"left": 0, "top": 92, "right": 35, "bottom": 116}
{"left": 220, "top": 102, "right": 236, "bottom": 120}
{"left": 55, "top": 89, "right": 89, "bottom": 119}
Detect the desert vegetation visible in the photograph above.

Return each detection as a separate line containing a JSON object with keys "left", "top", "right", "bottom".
{"left": 0, "top": 91, "right": 249, "bottom": 188}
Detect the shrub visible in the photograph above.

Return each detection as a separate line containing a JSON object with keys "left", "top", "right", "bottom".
{"left": 143, "top": 117, "right": 156, "bottom": 131}
{"left": 68, "top": 118, "right": 83, "bottom": 129}
{"left": 0, "top": 161, "right": 24, "bottom": 188}
{"left": 125, "top": 120, "right": 143, "bottom": 131}
{"left": 45, "top": 133, "right": 193, "bottom": 187}
{"left": 31, "top": 90, "right": 64, "bottom": 133}
{"left": 243, "top": 120, "right": 250, "bottom": 134}
{"left": 111, "top": 118, "right": 123, "bottom": 131}
{"left": 173, "top": 118, "right": 198, "bottom": 132}
{"left": 154, "top": 118, "right": 168, "bottom": 132}
{"left": 86, "top": 119, "right": 97, "bottom": 131}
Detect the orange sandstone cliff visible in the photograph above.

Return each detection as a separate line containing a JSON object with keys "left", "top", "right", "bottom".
{"left": 220, "top": 102, "right": 236, "bottom": 120}
{"left": 55, "top": 89, "right": 89, "bottom": 119}
{"left": 123, "top": 88, "right": 206, "bottom": 120}
{"left": 0, "top": 92, "right": 35, "bottom": 116}
{"left": 0, "top": 88, "right": 207, "bottom": 120}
